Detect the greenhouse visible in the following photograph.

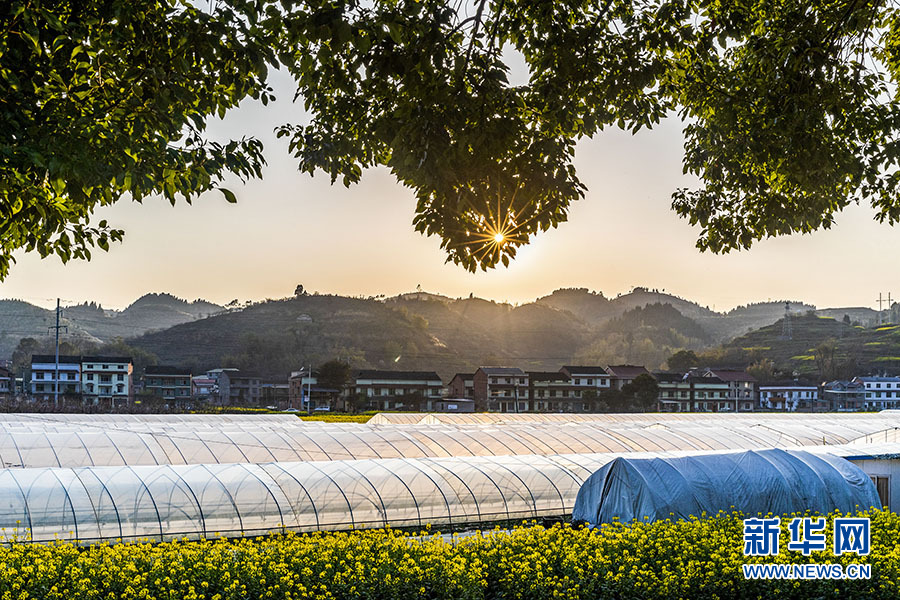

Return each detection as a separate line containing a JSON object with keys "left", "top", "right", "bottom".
{"left": 1, "top": 414, "right": 900, "bottom": 468}
{"left": 0, "top": 444, "right": 895, "bottom": 543}
{"left": 0, "top": 453, "right": 609, "bottom": 542}
{"left": 572, "top": 448, "right": 880, "bottom": 526}
{"left": 1, "top": 412, "right": 899, "bottom": 543}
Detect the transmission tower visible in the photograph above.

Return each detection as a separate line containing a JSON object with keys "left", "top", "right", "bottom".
{"left": 781, "top": 302, "right": 793, "bottom": 340}
{"left": 46, "top": 298, "right": 68, "bottom": 407}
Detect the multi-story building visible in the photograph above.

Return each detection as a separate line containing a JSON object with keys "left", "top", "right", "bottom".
{"left": 823, "top": 380, "right": 867, "bottom": 411}
{"left": 217, "top": 371, "right": 261, "bottom": 405}
{"left": 191, "top": 375, "right": 218, "bottom": 403}
{"left": 289, "top": 370, "right": 343, "bottom": 411}
{"left": 29, "top": 355, "right": 82, "bottom": 402}
{"left": 81, "top": 356, "right": 133, "bottom": 406}
{"left": 529, "top": 371, "right": 584, "bottom": 412}
{"left": 854, "top": 376, "right": 900, "bottom": 410}
{"left": 701, "top": 369, "right": 756, "bottom": 412}
{"left": 143, "top": 366, "right": 192, "bottom": 407}
{"left": 559, "top": 366, "right": 612, "bottom": 393}
{"left": 685, "top": 374, "right": 731, "bottom": 411}
{"left": 473, "top": 367, "right": 529, "bottom": 412}
{"left": 759, "top": 383, "right": 821, "bottom": 411}
{"left": 657, "top": 372, "right": 731, "bottom": 412}
{"left": 656, "top": 372, "right": 693, "bottom": 412}
{"left": 260, "top": 382, "right": 290, "bottom": 408}
{"left": 354, "top": 370, "right": 444, "bottom": 411}
{"left": 0, "top": 366, "right": 12, "bottom": 400}
{"left": 448, "top": 373, "right": 475, "bottom": 400}
{"left": 605, "top": 365, "right": 651, "bottom": 390}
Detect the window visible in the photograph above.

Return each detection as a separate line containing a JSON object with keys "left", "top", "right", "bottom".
{"left": 117, "top": 374, "right": 124, "bottom": 381}
{"left": 587, "top": 379, "right": 593, "bottom": 385}
{"left": 574, "top": 379, "right": 581, "bottom": 385}
{"left": 870, "top": 476, "right": 890, "bottom": 508}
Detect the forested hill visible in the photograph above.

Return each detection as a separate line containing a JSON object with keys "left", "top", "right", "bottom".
{"left": 0, "top": 293, "right": 221, "bottom": 358}
{"left": 697, "top": 313, "right": 900, "bottom": 378}
{"left": 127, "top": 292, "right": 720, "bottom": 380}
{"left": 9, "top": 287, "right": 898, "bottom": 381}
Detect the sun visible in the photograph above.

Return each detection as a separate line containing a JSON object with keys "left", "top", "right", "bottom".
{"left": 493, "top": 233, "right": 505, "bottom": 243}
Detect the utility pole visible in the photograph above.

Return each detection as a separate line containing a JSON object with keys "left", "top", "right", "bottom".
{"left": 889, "top": 293, "right": 894, "bottom": 325}
{"left": 307, "top": 365, "right": 313, "bottom": 415}
{"left": 878, "top": 293, "right": 884, "bottom": 326}
{"left": 47, "top": 298, "right": 67, "bottom": 408}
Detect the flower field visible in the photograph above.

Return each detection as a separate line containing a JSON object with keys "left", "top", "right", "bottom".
{"left": 0, "top": 510, "right": 896, "bottom": 600}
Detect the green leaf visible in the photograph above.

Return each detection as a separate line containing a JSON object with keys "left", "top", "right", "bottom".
{"left": 219, "top": 188, "right": 238, "bottom": 204}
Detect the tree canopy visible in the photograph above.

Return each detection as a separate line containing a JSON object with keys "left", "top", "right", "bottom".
{"left": 5, "top": 0, "right": 900, "bottom": 277}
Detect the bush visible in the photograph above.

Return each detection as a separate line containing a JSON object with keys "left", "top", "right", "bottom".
{"left": 0, "top": 511, "right": 894, "bottom": 600}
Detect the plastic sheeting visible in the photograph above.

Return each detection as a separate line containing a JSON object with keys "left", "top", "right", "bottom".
{"left": 572, "top": 449, "right": 880, "bottom": 526}
{"left": 0, "top": 444, "right": 892, "bottom": 543}
{"left": 0, "top": 453, "right": 616, "bottom": 542}
{"left": 1, "top": 415, "right": 900, "bottom": 468}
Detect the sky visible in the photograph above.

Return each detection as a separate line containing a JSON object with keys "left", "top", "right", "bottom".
{"left": 3, "top": 68, "right": 900, "bottom": 313}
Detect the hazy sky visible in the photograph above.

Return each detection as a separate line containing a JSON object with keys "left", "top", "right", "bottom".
{"left": 3, "top": 69, "right": 899, "bottom": 312}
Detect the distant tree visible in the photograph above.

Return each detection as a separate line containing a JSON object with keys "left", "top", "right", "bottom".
{"left": 581, "top": 389, "right": 610, "bottom": 413}
{"left": 813, "top": 340, "right": 838, "bottom": 380}
{"left": 349, "top": 392, "right": 369, "bottom": 414}
{"left": 410, "top": 314, "right": 428, "bottom": 330}
{"left": 623, "top": 374, "right": 660, "bottom": 412}
{"left": 294, "top": 284, "right": 304, "bottom": 297}
{"left": 404, "top": 390, "right": 426, "bottom": 412}
{"left": 843, "top": 314, "right": 852, "bottom": 325}
{"left": 746, "top": 358, "right": 777, "bottom": 384}
{"left": 666, "top": 350, "right": 700, "bottom": 372}
{"left": 598, "top": 388, "right": 627, "bottom": 413}
{"left": 317, "top": 359, "right": 351, "bottom": 394}
{"left": 11, "top": 337, "right": 42, "bottom": 374}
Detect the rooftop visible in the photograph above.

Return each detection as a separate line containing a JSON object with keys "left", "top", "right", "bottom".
{"left": 560, "top": 366, "right": 609, "bottom": 375}
{"left": 605, "top": 365, "right": 650, "bottom": 378}
{"left": 706, "top": 369, "right": 757, "bottom": 382}
{"left": 144, "top": 365, "right": 192, "bottom": 376}
{"left": 356, "top": 370, "right": 443, "bottom": 381}
{"left": 477, "top": 367, "right": 525, "bottom": 375}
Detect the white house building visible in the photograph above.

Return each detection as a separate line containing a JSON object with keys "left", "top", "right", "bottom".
{"left": 759, "top": 384, "right": 820, "bottom": 411}
{"left": 853, "top": 376, "right": 900, "bottom": 410}
{"left": 29, "top": 355, "right": 81, "bottom": 403}
{"left": 81, "top": 356, "right": 133, "bottom": 407}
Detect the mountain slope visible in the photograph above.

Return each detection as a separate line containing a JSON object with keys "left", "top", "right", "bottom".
{"left": 0, "top": 294, "right": 222, "bottom": 358}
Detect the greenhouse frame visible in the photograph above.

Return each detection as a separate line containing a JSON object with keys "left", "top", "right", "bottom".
{"left": 0, "top": 412, "right": 899, "bottom": 543}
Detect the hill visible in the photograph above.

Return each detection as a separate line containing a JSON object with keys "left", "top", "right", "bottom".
{"left": 702, "top": 313, "right": 900, "bottom": 378}
{"left": 131, "top": 294, "right": 470, "bottom": 379}
{"left": 0, "top": 294, "right": 222, "bottom": 358}
{"left": 574, "top": 303, "right": 712, "bottom": 370}
{"left": 127, "top": 292, "right": 710, "bottom": 379}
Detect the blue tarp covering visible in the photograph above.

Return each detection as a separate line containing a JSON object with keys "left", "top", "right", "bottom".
{"left": 572, "top": 449, "right": 880, "bottom": 526}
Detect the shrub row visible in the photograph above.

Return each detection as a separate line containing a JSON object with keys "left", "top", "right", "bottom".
{"left": 0, "top": 510, "right": 895, "bottom": 600}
